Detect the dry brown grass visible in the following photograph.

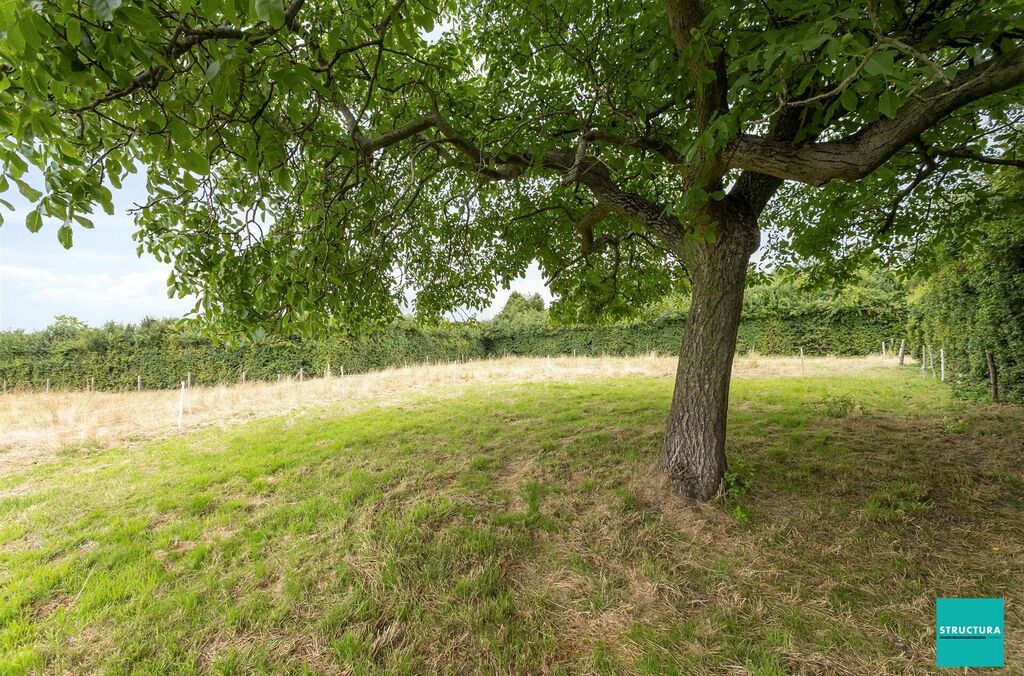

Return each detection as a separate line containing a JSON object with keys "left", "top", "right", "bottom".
{"left": 0, "top": 353, "right": 898, "bottom": 474}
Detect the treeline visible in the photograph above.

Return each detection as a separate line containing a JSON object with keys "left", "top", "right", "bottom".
{"left": 0, "top": 273, "right": 908, "bottom": 392}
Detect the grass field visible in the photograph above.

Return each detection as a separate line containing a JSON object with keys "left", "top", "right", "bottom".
{"left": 0, "top": 354, "right": 892, "bottom": 471}
{"left": 1, "top": 362, "right": 1022, "bottom": 673}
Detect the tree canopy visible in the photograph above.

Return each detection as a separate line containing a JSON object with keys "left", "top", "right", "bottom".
{"left": 495, "top": 292, "right": 546, "bottom": 321}
{"left": 2, "top": 0, "right": 1023, "bottom": 335}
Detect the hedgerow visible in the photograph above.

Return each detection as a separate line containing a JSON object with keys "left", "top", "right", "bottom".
{"left": 0, "top": 274, "right": 907, "bottom": 391}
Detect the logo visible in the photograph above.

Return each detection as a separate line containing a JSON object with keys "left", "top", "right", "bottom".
{"left": 936, "top": 598, "right": 1004, "bottom": 668}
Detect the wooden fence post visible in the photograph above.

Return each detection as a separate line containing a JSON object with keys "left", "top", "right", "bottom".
{"left": 46, "top": 378, "right": 50, "bottom": 392}
{"left": 898, "top": 339, "right": 906, "bottom": 365}
{"left": 920, "top": 346, "right": 926, "bottom": 375}
{"left": 187, "top": 372, "right": 192, "bottom": 389}
{"left": 882, "top": 341, "right": 887, "bottom": 358}
{"left": 177, "top": 381, "right": 185, "bottom": 428}
{"left": 799, "top": 347, "right": 804, "bottom": 375}
{"left": 940, "top": 349, "right": 946, "bottom": 381}
{"left": 299, "top": 367, "right": 304, "bottom": 382}
{"left": 241, "top": 370, "right": 246, "bottom": 384}
{"left": 986, "top": 351, "right": 1000, "bottom": 402}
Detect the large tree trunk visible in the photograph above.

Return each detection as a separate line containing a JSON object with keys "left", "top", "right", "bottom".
{"left": 660, "top": 213, "right": 759, "bottom": 500}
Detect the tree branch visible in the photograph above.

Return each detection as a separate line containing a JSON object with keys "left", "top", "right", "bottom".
{"left": 324, "top": 107, "right": 688, "bottom": 255}
{"left": 74, "top": 0, "right": 306, "bottom": 112}
{"left": 727, "top": 48, "right": 1024, "bottom": 186}
{"left": 662, "top": 0, "right": 728, "bottom": 131}
{"left": 576, "top": 203, "right": 611, "bottom": 254}
{"left": 932, "top": 146, "right": 1024, "bottom": 168}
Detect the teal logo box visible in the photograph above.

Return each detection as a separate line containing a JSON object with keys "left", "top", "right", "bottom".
{"left": 936, "top": 598, "right": 1004, "bottom": 667}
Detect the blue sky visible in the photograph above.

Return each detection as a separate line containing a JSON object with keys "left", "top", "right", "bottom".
{"left": 0, "top": 170, "right": 552, "bottom": 331}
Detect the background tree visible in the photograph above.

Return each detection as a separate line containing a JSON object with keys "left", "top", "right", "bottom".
{"left": 2, "top": 0, "right": 1024, "bottom": 499}
{"left": 496, "top": 293, "right": 546, "bottom": 322}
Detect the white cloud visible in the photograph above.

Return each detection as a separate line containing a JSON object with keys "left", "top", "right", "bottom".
{"left": 0, "top": 263, "right": 194, "bottom": 329}
{"left": 1, "top": 265, "right": 171, "bottom": 302}
{"left": 0, "top": 265, "right": 61, "bottom": 285}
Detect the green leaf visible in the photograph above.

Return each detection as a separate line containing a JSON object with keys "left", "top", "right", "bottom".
{"left": 57, "top": 223, "right": 74, "bottom": 249}
{"left": 204, "top": 60, "right": 221, "bottom": 83}
{"left": 26, "top": 208, "right": 43, "bottom": 232}
{"left": 90, "top": 0, "right": 122, "bottom": 22}
{"left": 864, "top": 50, "right": 895, "bottom": 77}
{"left": 15, "top": 179, "right": 42, "bottom": 202}
{"left": 878, "top": 90, "right": 899, "bottom": 119}
{"left": 180, "top": 151, "right": 211, "bottom": 175}
{"left": 254, "top": 0, "right": 285, "bottom": 27}
{"left": 66, "top": 19, "right": 82, "bottom": 46}
{"left": 840, "top": 88, "right": 858, "bottom": 113}
{"left": 802, "top": 33, "right": 828, "bottom": 52}
{"left": 118, "top": 6, "right": 162, "bottom": 33}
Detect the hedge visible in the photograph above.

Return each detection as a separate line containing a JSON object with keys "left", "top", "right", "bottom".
{"left": 0, "top": 275, "right": 909, "bottom": 391}
{"left": 0, "top": 318, "right": 486, "bottom": 392}
{"left": 907, "top": 221, "right": 1024, "bottom": 402}
{"left": 488, "top": 272, "right": 908, "bottom": 358}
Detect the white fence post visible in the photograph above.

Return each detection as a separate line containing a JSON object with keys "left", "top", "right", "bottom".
{"left": 241, "top": 370, "right": 246, "bottom": 384}
{"left": 799, "top": 347, "right": 804, "bottom": 375}
{"left": 137, "top": 374, "right": 142, "bottom": 391}
{"left": 920, "top": 346, "right": 926, "bottom": 375}
{"left": 940, "top": 349, "right": 946, "bottom": 381}
{"left": 177, "top": 381, "right": 185, "bottom": 428}
{"left": 46, "top": 378, "right": 50, "bottom": 392}
{"left": 299, "top": 367, "right": 304, "bottom": 382}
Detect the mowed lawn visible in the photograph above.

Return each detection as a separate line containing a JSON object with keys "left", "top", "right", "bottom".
{"left": 1, "top": 368, "right": 1022, "bottom": 674}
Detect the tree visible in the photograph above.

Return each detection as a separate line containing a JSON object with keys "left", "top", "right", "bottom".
{"left": 2, "top": 0, "right": 1024, "bottom": 499}
{"left": 496, "top": 292, "right": 546, "bottom": 321}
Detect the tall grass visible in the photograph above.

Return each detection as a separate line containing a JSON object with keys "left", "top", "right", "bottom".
{"left": 1, "top": 354, "right": 899, "bottom": 473}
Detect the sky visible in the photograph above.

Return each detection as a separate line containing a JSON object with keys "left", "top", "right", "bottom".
{"left": 0, "top": 170, "right": 553, "bottom": 331}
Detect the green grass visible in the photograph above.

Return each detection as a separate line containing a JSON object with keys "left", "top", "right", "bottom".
{"left": 1, "top": 368, "right": 1022, "bottom": 674}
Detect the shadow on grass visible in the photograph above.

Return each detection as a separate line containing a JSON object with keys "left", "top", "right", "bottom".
{"left": 1, "top": 369, "right": 1021, "bottom": 673}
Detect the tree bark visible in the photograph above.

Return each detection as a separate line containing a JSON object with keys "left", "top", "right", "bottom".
{"left": 660, "top": 212, "right": 759, "bottom": 500}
